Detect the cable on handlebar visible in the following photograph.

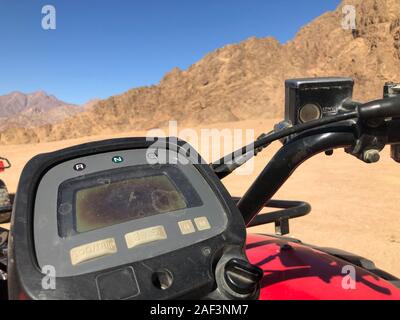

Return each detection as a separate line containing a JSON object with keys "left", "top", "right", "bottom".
{"left": 211, "top": 111, "right": 358, "bottom": 178}
{"left": 212, "top": 96, "right": 400, "bottom": 178}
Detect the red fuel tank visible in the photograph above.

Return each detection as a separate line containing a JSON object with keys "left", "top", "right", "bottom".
{"left": 246, "top": 234, "right": 400, "bottom": 300}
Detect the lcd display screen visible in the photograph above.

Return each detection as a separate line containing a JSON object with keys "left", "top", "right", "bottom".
{"left": 75, "top": 175, "right": 186, "bottom": 233}
{"left": 57, "top": 165, "right": 203, "bottom": 237}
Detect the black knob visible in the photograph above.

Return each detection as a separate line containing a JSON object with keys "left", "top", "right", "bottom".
{"left": 224, "top": 259, "right": 263, "bottom": 295}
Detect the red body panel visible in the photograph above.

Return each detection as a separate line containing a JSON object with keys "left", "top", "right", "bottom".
{"left": 246, "top": 234, "right": 400, "bottom": 300}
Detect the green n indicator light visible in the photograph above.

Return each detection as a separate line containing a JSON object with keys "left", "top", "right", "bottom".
{"left": 112, "top": 156, "right": 124, "bottom": 164}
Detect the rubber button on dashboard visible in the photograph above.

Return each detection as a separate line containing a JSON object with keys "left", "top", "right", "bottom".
{"left": 178, "top": 220, "right": 196, "bottom": 235}
{"left": 96, "top": 267, "right": 140, "bottom": 300}
{"left": 194, "top": 217, "right": 211, "bottom": 231}
{"left": 125, "top": 225, "right": 167, "bottom": 249}
{"left": 70, "top": 238, "right": 117, "bottom": 266}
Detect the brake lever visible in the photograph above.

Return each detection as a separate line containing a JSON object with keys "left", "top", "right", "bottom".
{"left": 384, "top": 82, "right": 400, "bottom": 163}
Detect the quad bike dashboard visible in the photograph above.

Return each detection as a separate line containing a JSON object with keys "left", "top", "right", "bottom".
{"left": 8, "top": 138, "right": 261, "bottom": 300}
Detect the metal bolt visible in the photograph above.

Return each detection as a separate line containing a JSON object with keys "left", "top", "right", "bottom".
{"left": 363, "top": 149, "right": 380, "bottom": 163}
{"left": 201, "top": 247, "right": 211, "bottom": 256}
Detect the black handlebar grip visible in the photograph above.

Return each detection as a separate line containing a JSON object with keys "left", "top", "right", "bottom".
{"left": 358, "top": 96, "right": 400, "bottom": 119}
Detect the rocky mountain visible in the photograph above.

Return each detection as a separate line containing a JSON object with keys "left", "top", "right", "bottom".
{"left": 1, "top": 0, "right": 400, "bottom": 144}
{"left": 0, "top": 91, "right": 81, "bottom": 130}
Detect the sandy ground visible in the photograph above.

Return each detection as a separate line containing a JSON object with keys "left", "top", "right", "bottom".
{"left": 0, "top": 119, "right": 399, "bottom": 276}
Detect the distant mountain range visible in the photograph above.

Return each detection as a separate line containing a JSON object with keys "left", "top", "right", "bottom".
{"left": 1, "top": 0, "right": 400, "bottom": 144}
{"left": 0, "top": 91, "right": 82, "bottom": 130}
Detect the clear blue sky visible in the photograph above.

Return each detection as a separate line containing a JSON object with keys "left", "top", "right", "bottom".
{"left": 0, "top": 0, "right": 341, "bottom": 104}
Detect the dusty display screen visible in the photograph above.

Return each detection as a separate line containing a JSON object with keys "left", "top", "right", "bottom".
{"left": 75, "top": 175, "right": 187, "bottom": 233}
{"left": 57, "top": 165, "right": 203, "bottom": 237}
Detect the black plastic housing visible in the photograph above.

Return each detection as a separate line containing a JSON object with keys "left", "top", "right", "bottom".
{"left": 8, "top": 137, "right": 248, "bottom": 300}
{"left": 285, "top": 77, "right": 354, "bottom": 125}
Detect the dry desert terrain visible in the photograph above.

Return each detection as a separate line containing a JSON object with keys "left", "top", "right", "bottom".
{"left": 0, "top": 119, "right": 399, "bottom": 277}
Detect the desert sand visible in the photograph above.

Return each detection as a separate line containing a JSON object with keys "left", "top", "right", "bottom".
{"left": 0, "top": 119, "right": 399, "bottom": 277}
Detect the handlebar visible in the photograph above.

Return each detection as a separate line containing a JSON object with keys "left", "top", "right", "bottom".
{"left": 357, "top": 96, "right": 400, "bottom": 120}
{"left": 238, "top": 130, "right": 356, "bottom": 225}
{"left": 212, "top": 96, "right": 400, "bottom": 179}
{"left": 237, "top": 118, "right": 400, "bottom": 225}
